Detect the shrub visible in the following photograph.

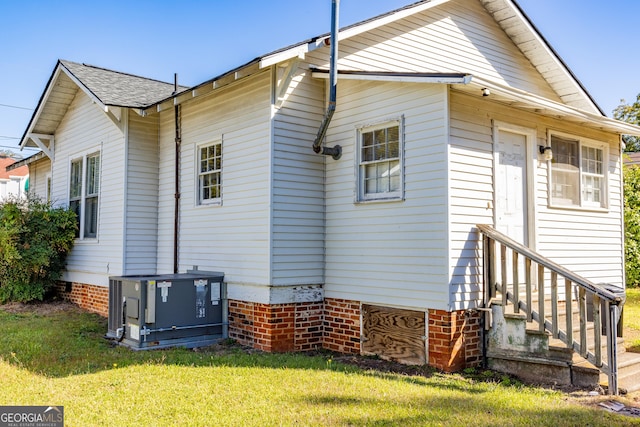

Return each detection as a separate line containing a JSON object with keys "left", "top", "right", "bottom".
{"left": 625, "top": 162, "right": 640, "bottom": 287}
{"left": 0, "top": 196, "right": 77, "bottom": 302}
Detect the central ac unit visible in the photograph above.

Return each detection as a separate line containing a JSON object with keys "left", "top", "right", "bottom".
{"left": 107, "top": 270, "right": 226, "bottom": 349}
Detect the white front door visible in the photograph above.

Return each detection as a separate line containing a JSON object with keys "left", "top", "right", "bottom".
{"left": 495, "top": 129, "right": 528, "bottom": 246}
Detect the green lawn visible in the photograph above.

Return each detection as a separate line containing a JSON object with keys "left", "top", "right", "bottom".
{"left": 0, "top": 304, "right": 638, "bottom": 426}
{"left": 625, "top": 288, "right": 640, "bottom": 352}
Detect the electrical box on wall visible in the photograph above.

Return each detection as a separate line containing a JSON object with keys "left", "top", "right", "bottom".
{"left": 107, "top": 271, "right": 226, "bottom": 350}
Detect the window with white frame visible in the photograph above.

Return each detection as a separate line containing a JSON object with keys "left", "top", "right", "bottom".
{"left": 198, "top": 140, "right": 222, "bottom": 205}
{"left": 549, "top": 133, "right": 607, "bottom": 209}
{"left": 69, "top": 152, "right": 100, "bottom": 238}
{"left": 357, "top": 120, "right": 403, "bottom": 201}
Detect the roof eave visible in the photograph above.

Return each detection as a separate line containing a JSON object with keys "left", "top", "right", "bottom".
{"left": 464, "top": 77, "right": 640, "bottom": 136}
{"left": 487, "top": 0, "right": 604, "bottom": 116}
{"left": 259, "top": 0, "right": 450, "bottom": 69}
{"left": 6, "top": 151, "right": 47, "bottom": 170}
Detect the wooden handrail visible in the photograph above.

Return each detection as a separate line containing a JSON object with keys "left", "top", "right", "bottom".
{"left": 476, "top": 224, "right": 624, "bottom": 304}
{"left": 477, "top": 223, "right": 623, "bottom": 395}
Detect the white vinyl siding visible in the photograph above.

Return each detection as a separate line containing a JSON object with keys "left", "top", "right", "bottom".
{"left": 271, "top": 65, "right": 326, "bottom": 285}
{"left": 306, "top": 0, "right": 559, "bottom": 102}
{"left": 124, "top": 111, "right": 159, "bottom": 275}
{"left": 449, "top": 91, "right": 623, "bottom": 311}
{"left": 51, "top": 90, "right": 125, "bottom": 286}
{"left": 324, "top": 80, "right": 449, "bottom": 310}
{"left": 157, "top": 71, "right": 272, "bottom": 285}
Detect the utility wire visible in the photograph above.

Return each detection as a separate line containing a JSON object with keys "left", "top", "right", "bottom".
{"left": 0, "top": 144, "right": 38, "bottom": 151}
{"left": 0, "top": 103, "right": 32, "bottom": 111}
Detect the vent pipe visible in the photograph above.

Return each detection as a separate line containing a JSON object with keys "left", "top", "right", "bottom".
{"left": 173, "top": 73, "right": 181, "bottom": 274}
{"left": 312, "top": 0, "right": 342, "bottom": 160}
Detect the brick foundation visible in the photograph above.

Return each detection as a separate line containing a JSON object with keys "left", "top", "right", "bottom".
{"left": 323, "top": 298, "right": 361, "bottom": 354}
{"left": 54, "top": 281, "right": 483, "bottom": 372}
{"left": 228, "top": 300, "right": 323, "bottom": 352}
{"left": 55, "top": 281, "right": 109, "bottom": 317}
{"left": 428, "top": 309, "right": 482, "bottom": 372}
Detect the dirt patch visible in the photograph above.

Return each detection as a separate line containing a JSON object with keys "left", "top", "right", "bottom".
{"left": 0, "top": 300, "right": 82, "bottom": 316}
{"left": 330, "top": 354, "right": 436, "bottom": 377}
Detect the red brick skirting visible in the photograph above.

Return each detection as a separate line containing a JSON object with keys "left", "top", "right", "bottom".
{"left": 428, "top": 309, "right": 482, "bottom": 372}
{"left": 55, "top": 281, "right": 109, "bottom": 317}
{"left": 323, "top": 298, "right": 361, "bottom": 354}
{"left": 228, "top": 300, "right": 323, "bottom": 352}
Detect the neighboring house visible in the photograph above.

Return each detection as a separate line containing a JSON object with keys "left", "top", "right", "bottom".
{"left": 625, "top": 151, "right": 640, "bottom": 166}
{"left": 0, "top": 156, "right": 29, "bottom": 201}
{"left": 16, "top": 0, "right": 640, "bottom": 378}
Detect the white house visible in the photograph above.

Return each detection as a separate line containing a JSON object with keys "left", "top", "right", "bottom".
{"left": 15, "top": 0, "right": 640, "bottom": 380}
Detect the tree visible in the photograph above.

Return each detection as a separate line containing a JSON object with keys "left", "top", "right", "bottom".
{"left": 624, "top": 161, "right": 640, "bottom": 286}
{"left": 613, "top": 94, "right": 640, "bottom": 152}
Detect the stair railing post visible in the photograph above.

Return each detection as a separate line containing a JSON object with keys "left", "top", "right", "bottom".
{"left": 593, "top": 295, "right": 602, "bottom": 367}
{"left": 607, "top": 302, "right": 619, "bottom": 395}
{"left": 482, "top": 235, "right": 492, "bottom": 331}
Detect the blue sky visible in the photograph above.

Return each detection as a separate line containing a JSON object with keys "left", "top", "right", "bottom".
{"left": 1, "top": 0, "right": 638, "bottom": 156}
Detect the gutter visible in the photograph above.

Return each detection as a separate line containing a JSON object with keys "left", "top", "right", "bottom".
{"left": 312, "top": 0, "right": 342, "bottom": 160}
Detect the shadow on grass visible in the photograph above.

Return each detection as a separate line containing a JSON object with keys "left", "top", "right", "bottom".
{"left": 1, "top": 304, "right": 633, "bottom": 426}
{"left": 0, "top": 304, "right": 518, "bottom": 396}
{"left": 297, "top": 393, "right": 625, "bottom": 427}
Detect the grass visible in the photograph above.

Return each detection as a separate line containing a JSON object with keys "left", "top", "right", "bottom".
{"left": 625, "top": 288, "right": 640, "bottom": 352}
{"left": 0, "top": 305, "right": 638, "bottom": 426}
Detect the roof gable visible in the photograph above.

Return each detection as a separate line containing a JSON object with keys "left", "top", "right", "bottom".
{"left": 20, "top": 60, "right": 184, "bottom": 148}
{"left": 307, "top": 0, "right": 560, "bottom": 100}
{"left": 258, "top": 0, "right": 601, "bottom": 115}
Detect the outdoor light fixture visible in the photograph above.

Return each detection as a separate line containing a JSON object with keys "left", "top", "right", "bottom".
{"left": 481, "top": 87, "right": 490, "bottom": 97}
{"left": 539, "top": 145, "right": 553, "bottom": 161}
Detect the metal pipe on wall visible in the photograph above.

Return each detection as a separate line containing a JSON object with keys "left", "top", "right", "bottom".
{"left": 173, "top": 73, "right": 181, "bottom": 274}
{"left": 312, "top": 0, "right": 342, "bottom": 160}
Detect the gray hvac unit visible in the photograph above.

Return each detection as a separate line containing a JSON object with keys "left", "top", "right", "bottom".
{"left": 107, "top": 271, "right": 226, "bottom": 349}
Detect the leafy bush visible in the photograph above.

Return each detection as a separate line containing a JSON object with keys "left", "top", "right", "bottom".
{"left": 0, "top": 196, "right": 76, "bottom": 302}
{"left": 625, "top": 162, "right": 640, "bottom": 287}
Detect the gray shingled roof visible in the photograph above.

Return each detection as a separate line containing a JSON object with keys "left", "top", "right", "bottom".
{"left": 60, "top": 60, "right": 187, "bottom": 108}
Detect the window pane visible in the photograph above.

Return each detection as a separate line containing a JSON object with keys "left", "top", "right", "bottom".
{"left": 361, "top": 132, "right": 373, "bottom": 161}
{"left": 84, "top": 196, "right": 98, "bottom": 238}
{"left": 376, "top": 162, "right": 390, "bottom": 193}
{"left": 70, "top": 200, "right": 80, "bottom": 238}
{"left": 551, "top": 170, "right": 580, "bottom": 205}
{"left": 582, "top": 146, "right": 603, "bottom": 175}
{"left": 551, "top": 135, "right": 579, "bottom": 206}
{"left": 389, "top": 160, "right": 400, "bottom": 191}
{"left": 360, "top": 123, "right": 401, "bottom": 199}
{"left": 86, "top": 154, "right": 100, "bottom": 196}
{"left": 552, "top": 136, "right": 578, "bottom": 164}
{"left": 583, "top": 175, "right": 602, "bottom": 203}
{"left": 365, "top": 164, "right": 377, "bottom": 193}
{"left": 70, "top": 160, "right": 82, "bottom": 199}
